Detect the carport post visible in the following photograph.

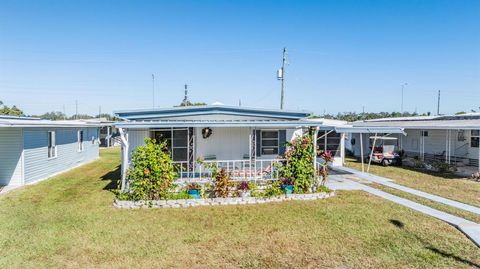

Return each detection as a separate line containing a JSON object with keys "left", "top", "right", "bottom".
{"left": 367, "top": 133, "right": 378, "bottom": 173}
{"left": 119, "top": 128, "right": 129, "bottom": 192}
{"left": 359, "top": 133, "right": 365, "bottom": 172}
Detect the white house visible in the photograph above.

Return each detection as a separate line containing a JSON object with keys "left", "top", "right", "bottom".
{"left": 114, "top": 105, "right": 403, "bottom": 190}
{"left": 0, "top": 116, "right": 102, "bottom": 188}
{"left": 348, "top": 113, "right": 480, "bottom": 172}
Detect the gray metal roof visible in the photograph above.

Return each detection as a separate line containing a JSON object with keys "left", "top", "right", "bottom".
{"left": 353, "top": 119, "right": 480, "bottom": 130}
{"left": 114, "top": 105, "right": 312, "bottom": 120}
{"left": 115, "top": 119, "right": 331, "bottom": 129}
{"left": 0, "top": 118, "right": 106, "bottom": 128}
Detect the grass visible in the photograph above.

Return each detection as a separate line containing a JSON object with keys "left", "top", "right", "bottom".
{"left": 0, "top": 148, "right": 479, "bottom": 268}
{"left": 345, "top": 156, "right": 480, "bottom": 207}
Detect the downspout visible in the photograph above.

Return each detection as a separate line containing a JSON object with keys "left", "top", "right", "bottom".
{"left": 313, "top": 127, "right": 319, "bottom": 169}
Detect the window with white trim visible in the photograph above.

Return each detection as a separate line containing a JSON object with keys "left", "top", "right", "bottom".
{"left": 48, "top": 131, "right": 57, "bottom": 158}
{"left": 77, "top": 130, "right": 84, "bottom": 152}
{"left": 471, "top": 130, "right": 479, "bottom": 148}
{"left": 261, "top": 130, "right": 279, "bottom": 155}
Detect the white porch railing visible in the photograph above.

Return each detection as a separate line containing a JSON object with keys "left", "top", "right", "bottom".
{"left": 173, "top": 159, "right": 287, "bottom": 183}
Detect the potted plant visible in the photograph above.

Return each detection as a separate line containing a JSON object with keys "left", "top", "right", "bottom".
{"left": 280, "top": 178, "right": 294, "bottom": 195}
{"left": 237, "top": 181, "right": 250, "bottom": 198}
{"left": 186, "top": 182, "right": 201, "bottom": 199}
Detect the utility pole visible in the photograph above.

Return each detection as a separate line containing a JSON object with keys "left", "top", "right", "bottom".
{"left": 62, "top": 104, "right": 66, "bottom": 120}
{"left": 401, "top": 83, "right": 407, "bottom": 113}
{"left": 239, "top": 99, "right": 242, "bottom": 107}
{"left": 98, "top": 106, "right": 101, "bottom": 118}
{"left": 437, "top": 90, "right": 441, "bottom": 115}
{"left": 152, "top": 74, "right": 155, "bottom": 109}
{"left": 277, "top": 47, "right": 287, "bottom": 110}
{"left": 75, "top": 100, "right": 79, "bottom": 120}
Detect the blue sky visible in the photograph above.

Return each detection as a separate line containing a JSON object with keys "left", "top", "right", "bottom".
{"left": 0, "top": 0, "right": 479, "bottom": 116}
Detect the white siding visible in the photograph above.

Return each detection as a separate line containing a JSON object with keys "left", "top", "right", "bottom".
{"left": 195, "top": 127, "right": 251, "bottom": 160}
{"left": 0, "top": 128, "right": 23, "bottom": 186}
{"left": 23, "top": 127, "right": 99, "bottom": 184}
{"left": 127, "top": 129, "right": 150, "bottom": 159}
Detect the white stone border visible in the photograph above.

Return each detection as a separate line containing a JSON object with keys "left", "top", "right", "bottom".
{"left": 114, "top": 191, "right": 335, "bottom": 209}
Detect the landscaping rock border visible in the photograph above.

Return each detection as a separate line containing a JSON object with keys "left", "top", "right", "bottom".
{"left": 114, "top": 191, "right": 335, "bottom": 209}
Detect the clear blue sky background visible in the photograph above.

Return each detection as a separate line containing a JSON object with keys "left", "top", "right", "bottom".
{"left": 0, "top": 0, "right": 479, "bottom": 116}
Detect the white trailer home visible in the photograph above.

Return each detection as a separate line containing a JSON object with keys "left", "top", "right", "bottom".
{"left": 348, "top": 114, "right": 480, "bottom": 173}
{"left": 114, "top": 105, "right": 404, "bottom": 190}
{"left": 0, "top": 116, "right": 101, "bottom": 189}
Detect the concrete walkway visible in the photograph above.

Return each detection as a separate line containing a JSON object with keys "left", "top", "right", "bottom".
{"left": 334, "top": 166, "right": 480, "bottom": 215}
{"left": 327, "top": 174, "right": 480, "bottom": 248}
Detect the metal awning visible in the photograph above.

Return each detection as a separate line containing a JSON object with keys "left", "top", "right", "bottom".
{"left": 333, "top": 126, "right": 406, "bottom": 135}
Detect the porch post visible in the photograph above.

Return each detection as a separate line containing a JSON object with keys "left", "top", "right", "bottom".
{"left": 367, "top": 133, "right": 377, "bottom": 173}
{"left": 340, "top": 133, "right": 346, "bottom": 166}
{"left": 445, "top": 130, "right": 448, "bottom": 163}
{"left": 313, "top": 127, "right": 319, "bottom": 168}
{"left": 359, "top": 133, "right": 365, "bottom": 172}
{"left": 119, "top": 128, "right": 129, "bottom": 192}
{"left": 107, "top": 126, "right": 111, "bottom": 147}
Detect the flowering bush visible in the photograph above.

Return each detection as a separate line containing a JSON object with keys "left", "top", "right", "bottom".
{"left": 237, "top": 181, "right": 250, "bottom": 191}
{"left": 280, "top": 130, "right": 316, "bottom": 193}
{"left": 124, "top": 138, "right": 177, "bottom": 200}
{"left": 318, "top": 150, "right": 333, "bottom": 186}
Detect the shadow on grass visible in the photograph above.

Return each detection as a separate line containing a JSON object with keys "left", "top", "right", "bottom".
{"left": 389, "top": 219, "right": 480, "bottom": 268}
{"left": 101, "top": 165, "right": 121, "bottom": 192}
{"left": 346, "top": 157, "right": 461, "bottom": 180}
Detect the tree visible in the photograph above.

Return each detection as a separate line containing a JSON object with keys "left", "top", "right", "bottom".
{"left": 314, "top": 111, "right": 421, "bottom": 122}
{"left": 0, "top": 101, "right": 24, "bottom": 116}
{"left": 177, "top": 101, "right": 207, "bottom": 107}
{"left": 34, "top": 111, "right": 66, "bottom": 120}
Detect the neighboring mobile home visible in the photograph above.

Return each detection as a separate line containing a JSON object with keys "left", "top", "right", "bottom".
{"left": 0, "top": 116, "right": 101, "bottom": 188}
{"left": 348, "top": 113, "right": 480, "bottom": 173}
{"left": 114, "top": 105, "right": 403, "bottom": 190}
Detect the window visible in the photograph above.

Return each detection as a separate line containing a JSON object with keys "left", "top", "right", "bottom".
{"left": 77, "top": 130, "right": 84, "bottom": 152}
{"left": 152, "top": 129, "right": 188, "bottom": 161}
{"left": 48, "top": 131, "right": 57, "bottom": 158}
{"left": 421, "top": 131, "right": 429, "bottom": 137}
{"left": 471, "top": 130, "right": 479, "bottom": 148}
{"left": 261, "top": 130, "right": 279, "bottom": 155}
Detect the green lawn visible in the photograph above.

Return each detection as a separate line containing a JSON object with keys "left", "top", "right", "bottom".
{"left": 345, "top": 156, "right": 480, "bottom": 207}
{"left": 0, "top": 148, "right": 479, "bottom": 268}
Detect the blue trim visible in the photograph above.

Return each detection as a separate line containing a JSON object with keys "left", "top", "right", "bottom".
{"left": 114, "top": 105, "right": 311, "bottom": 120}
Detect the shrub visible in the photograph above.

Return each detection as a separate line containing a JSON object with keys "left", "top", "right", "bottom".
{"left": 186, "top": 182, "right": 201, "bottom": 191}
{"left": 280, "top": 130, "right": 316, "bottom": 193}
{"left": 432, "top": 161, "right": 457, "bottom": 173}
{"left": 262, "top": 180, "right": 283, "bottom": 197}
{"left": 237, "top": 181, "right": 250, "bottom": 191}
{"left": 124, "top": 138, "right": 176, "bottom": 200}
{"left": 280, "top": 177, "right": 294, "bottom": 186}
{"left": 214, "top": 168, "right": 233, "bottom": 198}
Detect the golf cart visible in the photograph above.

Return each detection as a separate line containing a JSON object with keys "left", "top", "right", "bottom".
{"left": 366, "top": 136, "right": 402, "bottom": 166}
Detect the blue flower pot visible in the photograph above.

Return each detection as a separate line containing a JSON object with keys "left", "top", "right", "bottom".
{"left": 188, "top": 189, "right": 201, "bottom": 199}
{"left": 281, "top": 185, "right": 293, "bottom": 194}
